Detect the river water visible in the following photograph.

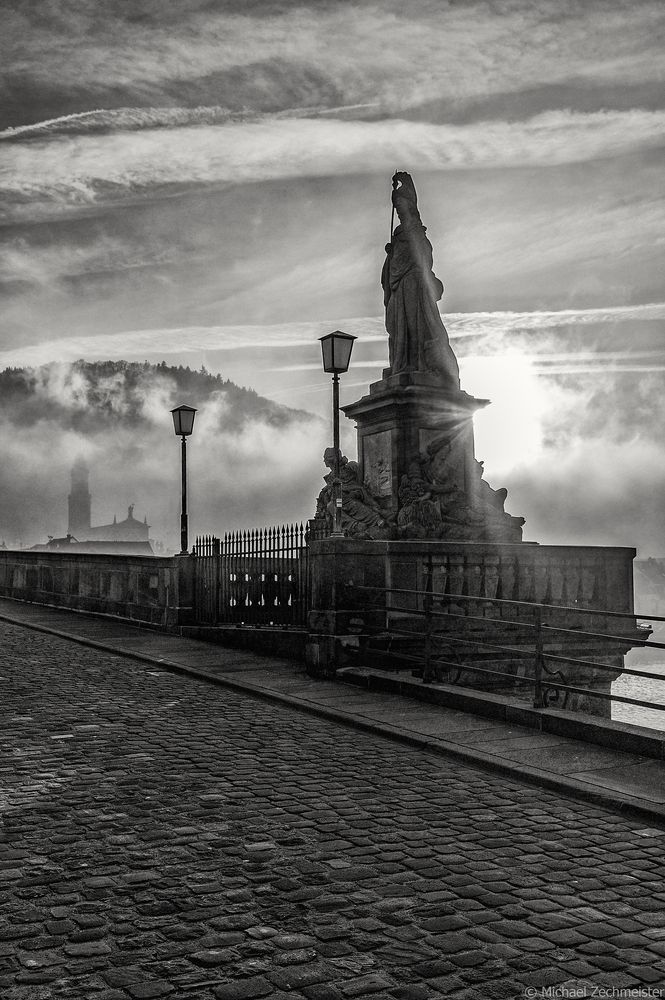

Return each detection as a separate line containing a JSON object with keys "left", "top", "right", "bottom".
{"left": 611, "top": 659, "right": 665, "bottom": 731}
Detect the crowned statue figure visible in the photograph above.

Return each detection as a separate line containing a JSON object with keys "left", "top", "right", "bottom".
{"left": 381, "top": 171, "right": 460, "bottom": 386}
{"left": 316, "top": 171, "right": 525, "bottom": 543}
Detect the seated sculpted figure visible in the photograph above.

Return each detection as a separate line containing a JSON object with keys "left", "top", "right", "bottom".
{"left": 316, "top": 448, "right": 391, "bottom": 539}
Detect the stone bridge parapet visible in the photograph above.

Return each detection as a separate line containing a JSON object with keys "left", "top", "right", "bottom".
{"left": 306, "top": 538, "right": 644, "bottom": 715}
{"left": 0, "top": 550, "right": 194, "bottom": 627}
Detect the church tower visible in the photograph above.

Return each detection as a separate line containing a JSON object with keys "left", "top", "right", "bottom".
{"left": 68, "top": 459, "right": 91, "bottom": 538}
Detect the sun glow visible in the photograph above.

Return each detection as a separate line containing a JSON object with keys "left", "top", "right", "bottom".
{"left": 459, "top": 352, "right": 548, "bottom": 476}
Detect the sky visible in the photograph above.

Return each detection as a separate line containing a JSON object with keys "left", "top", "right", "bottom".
{"left": 1, "top": 0, "right": 665, "bottom": 553}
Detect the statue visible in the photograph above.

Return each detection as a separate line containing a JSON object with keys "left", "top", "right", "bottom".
{"left": 381, "top": 172, "right": 460, "bottom": 385}
{"left": 315, "top": 448, "right": 392, "bottom": 539}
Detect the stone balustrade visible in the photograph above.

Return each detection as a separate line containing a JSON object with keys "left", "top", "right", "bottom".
{"left": 310, "top": 538, "right": 634, "bottom": 614}
{"left": 306, "top": 538, "right": 641, "bottom": 690}
{"left": 388, "top": 541, "right": 635, "bottom": 624}
{"left": 0, "top": 550, "right": 194, "bottom": 627}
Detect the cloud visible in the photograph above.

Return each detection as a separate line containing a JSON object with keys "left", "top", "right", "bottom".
{"left": 507, "top": 437, "right": 665, "bottom": 554}
{"left": 4, "top": 0, "right": 664, "bottom": 128}
{"left": 0, "top": 233, "right": 181, "bottom": 288}
{"left": 444, "top": 302, "right": 665, "bottom": 336}
{"left": 457, "top": 348, "right": 665, "bottom": 556}
{"left": 2, "top": 154, "right": 663, "bottom": 345}
{"left": 0, "top": 101, "right": 381, "bottom": 142}
{"left": 2, "top": 110, "right": 664, "bottom": 223}
{"left": 0, "top": 106, "right": 252, "bottom": 140}
{"left": 1, "top": 303, "right": 663, "bottom": 371}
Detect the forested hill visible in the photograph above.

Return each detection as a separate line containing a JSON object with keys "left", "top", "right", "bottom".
{"left": 0, "top": 360, "right": 312, "bottom": 432}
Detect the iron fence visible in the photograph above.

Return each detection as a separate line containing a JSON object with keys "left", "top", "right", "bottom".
{"left": 193, "top": 523, "right": 309, "bottom": 628}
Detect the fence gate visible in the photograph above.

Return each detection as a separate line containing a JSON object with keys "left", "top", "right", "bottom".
{"left": 193, "top": 524, "right": 310, "bottom": 628}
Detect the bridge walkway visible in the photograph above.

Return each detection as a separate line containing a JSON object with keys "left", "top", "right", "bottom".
{"left": 1, "top": 597, "right": 664, "bottom": 827}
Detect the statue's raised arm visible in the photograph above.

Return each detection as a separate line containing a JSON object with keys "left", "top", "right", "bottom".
{"left": 391, "top": 171, "right": 420, "bottom": 224}
{"left": 381, "top": 172, "right": 460, "bottom": 386}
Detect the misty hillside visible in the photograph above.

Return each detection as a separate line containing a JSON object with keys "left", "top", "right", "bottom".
{"left": 0, "top": 359, "right": 328, "bottom": 548}
{"left": 0, "top": 360, "right": 312, "bottom": 432}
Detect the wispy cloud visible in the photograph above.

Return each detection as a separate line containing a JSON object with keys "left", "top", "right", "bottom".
{"left": 0, "top": 318, "right": 384, "bottom": 369}
{"left": 4, "top": 1, "right": 664, "bottom": 126}
{"left": 3, "top": 111, "right": 664, "bottom": 222}
{"left": 0, "top": 102, "right": 381, "bottom": 141}
{"left": 1, "top": 303, "right": 663, "bottom": 370}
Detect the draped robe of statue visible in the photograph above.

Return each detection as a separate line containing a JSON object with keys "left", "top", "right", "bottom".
{"left": 381, "top": 172, "right": 460, "bottom": 386}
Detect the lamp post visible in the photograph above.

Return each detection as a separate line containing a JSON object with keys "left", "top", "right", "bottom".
{"left": 319, "top": 330, "right": 356, "bottom": 536}
{"left": 170, "top": 404, "right": 197, "bottom": 554}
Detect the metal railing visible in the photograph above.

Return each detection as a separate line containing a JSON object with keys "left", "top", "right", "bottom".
{"left": 193, "top": 524, "right": 310, "bottom": 628}
{"left": 341, "top": 558, "right": 663, "bottom": 722}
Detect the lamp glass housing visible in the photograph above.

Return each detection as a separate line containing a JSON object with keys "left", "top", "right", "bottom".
{"left": 171, "top": 404, "right": 197, "bottom": 436}
{"left": 319, "top": 330, "right": 356, "bottom": 374}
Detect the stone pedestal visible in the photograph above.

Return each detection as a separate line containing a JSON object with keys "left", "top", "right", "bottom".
{"left": 343, "top": 371, "right": 488, "bottom": 519}
{"left": 339, "top": 369, "right": 523, "bottom": 542}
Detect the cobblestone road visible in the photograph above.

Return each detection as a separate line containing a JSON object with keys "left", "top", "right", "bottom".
{"left": 2, "top": 622, "right": 665, "bottom": 1000}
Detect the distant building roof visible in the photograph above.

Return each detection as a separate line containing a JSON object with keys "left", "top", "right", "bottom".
{"left": 32, "top": 535, "right": 154, "bottom": 556}
{"left": 83, "top": 505, "right": 150, "bottom": 542}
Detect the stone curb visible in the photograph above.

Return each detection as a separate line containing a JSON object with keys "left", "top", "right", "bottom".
{"left": 2, "top": 608, "right": 665, "bottom": 829}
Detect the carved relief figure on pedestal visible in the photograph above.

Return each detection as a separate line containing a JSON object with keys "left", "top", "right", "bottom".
{"left": 396, "top": 463, "right": 443, "bottom": 538}
{"left": 314, "top": 448, "right": 393, "bottom": 539}
{"left": 395, "top": 440, "right": 525, "bottom": 542}
{"left": 436, "top": 484, "right": 486, "bottom": 541}
{"left": 381, "top": 172, "right": 460, "bottom": 385}
{"left": 395, "top": 449, "right": 480, "bottom": 541}
{"left": 420, "top": 438, "right": 484, "bottom": 541}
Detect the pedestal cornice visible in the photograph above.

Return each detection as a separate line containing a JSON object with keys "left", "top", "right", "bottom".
{"left": 342, "top": 375, "right": 489, "bottom": 423}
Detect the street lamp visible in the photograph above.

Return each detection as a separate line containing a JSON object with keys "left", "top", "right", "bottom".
{"left": 171, "top": 404, "right": 197, "bottom": 554}
{"left": 319, "top": 330, "right": 356, "bottom": 535}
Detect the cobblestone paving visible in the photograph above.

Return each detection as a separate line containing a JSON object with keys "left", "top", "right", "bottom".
{"left": 2, "top": 623, "right": 665, "bottom": 999}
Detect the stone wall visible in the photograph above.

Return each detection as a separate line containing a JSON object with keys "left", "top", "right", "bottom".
{"left": 0, "top": 550, "right": 194, "bottom": 627}
{"left": 306, "top": 538, "right": 643, "bottom": 716}
{"left": 309, "top": 538, "right": 636, "bottom": 626}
